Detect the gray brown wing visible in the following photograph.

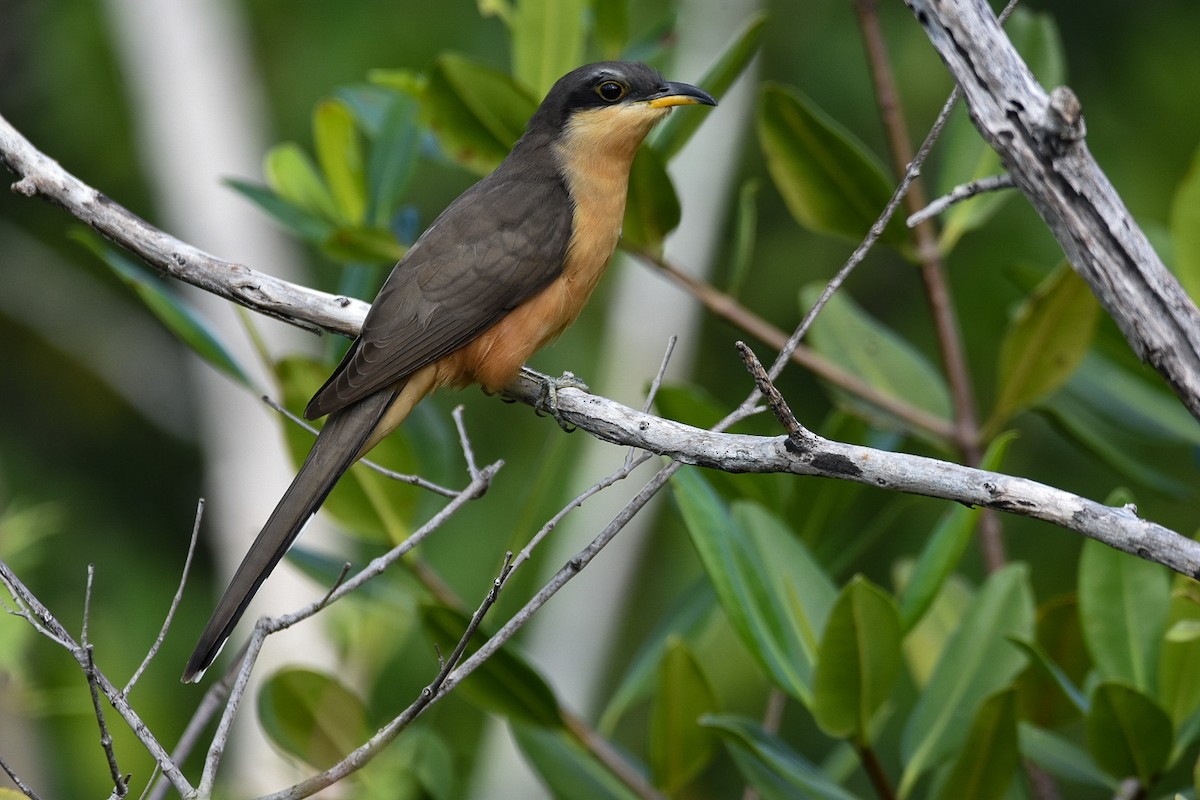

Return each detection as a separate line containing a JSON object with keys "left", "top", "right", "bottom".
{"left": 305, "top": 167, "right": 573, "bottom": 419}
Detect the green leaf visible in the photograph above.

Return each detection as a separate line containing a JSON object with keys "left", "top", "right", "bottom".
{"left": 988, "top": 263, "right": 1099, "bottom": 431}
{"left": 704, "top": 714, "right": 861, "bottom": 800}
{"left": 621, "top": 13, "right": 677, "bottom": 64}
{"left": 1086, "top": 682, "right": 1173, "bottom": 784}
{"left": 512, "top": 723, "right": 643, "bottom": 800}
{"left": 812, "top": 577, "right": 902, "bottom": 743}
{"left": 264, "top": 141, "right": 339, "bottom": 221}
{"left": 652, "top": 383, "right": 728, "bottom": 430}
{"left": 726, "top": 179, "right": 760, "bottom": 297}
{"left": 649, "top": 638, "right": 719, "bottom": 793}
{"left": 73, "top": 231, "right": 253, "bottom": 388}
{"left": 1017, "top": 594, "right": 1091, "bottom": 729}
{"left": 1043, "top": 352, "right": 1200, "bottom": 497}
{"left": 408, "top": 54, "right": 538, "bottom": 176}
{"left": 258, "top": 668, "right": 369, "bottom": 769}
{"left": 1078, "top": 537, "right": 1170, "bottom": 692}
{"left": 598, "top": 578, "right": 716, "bottom": 734}
{"left": 368, "top": 67, "right": 426, "bottom": 99}
{"left": 899, "top": 564, "right": 1034, "bottom": 798}
{"left": 758, "top": 83, "right": 906, "bottom": 247}
{"left": 802, "top": 284, "right": 953, "bottom": 431}
{"left": 476, "top": 0, "right": 512, "bottom": 25}
{"left": 591, "top": 0, "right": 628, "bottom": 59}
{"left": 672, "top": 468, "right": 836, "bottom": 704}
{"left": 318, "top": 226, "right": 407, "bottom": 265}
{"left": 275, "top": 356, "right": 418, "bottom": 542}
{"left": 1072, "top": 353, "right": 1200, "bottom": 448}
{"left": 1169, "top": 132, "right": 1200, "bottom": 304}
{"left": 364, "top": 93, "right": 422, "bottom": 228}
{"left": 333, "top": 84, "right": 399, "bottom": 136}
{"left": 1019, "top": 723, "right": 1117, "bottom": 789}
{"left": 420, "top": 604, "right": 563, "bottom": 728}
{"left": 510, "top": 0, "right": 586, "bottom": 96}
{"left": 932, "top": 689, "right": 1019, "bottom": 800}
{"left": 897, "top": 506, "right": 977, "bottom": 632}
{"left": 355, "top": 727, "right": 456, "bottom": 800}
{"left": 314, "top": 99, "right": 367, "bottom": 226}
{"left": 1009, "top": 636, "right": 1088, "bottom": 716}
{"left": 736, "top": 501, "right": 840, "bottom": 685}
{"left": 652, "top": 13, "right": 765, "bottom": 160}
{"left": 899, "top": 432, "right": 1017, "bottom": 631}
{"left": 226, "top": 178, "right": 336, "bottom": 242}
{"left": 1159, "top": 584, "right": 1200, "bottom": 728}
{"left": 622, "top": 146, "right": 680, "bottom": 255}
{"left": 900, "top": 574, "right": 972, "bottom": 689}
{"left": 936, "top": 10, "right": 1064, "bottom": 251}
{"left": 1010, "top": 8, "right": 1067, "bottom": 88}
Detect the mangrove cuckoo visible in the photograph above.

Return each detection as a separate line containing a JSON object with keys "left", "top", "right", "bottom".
{"left": 182, "top": 62, "right": 715, "bottom": 682}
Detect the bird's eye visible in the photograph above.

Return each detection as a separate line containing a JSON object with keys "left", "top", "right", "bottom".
{"left": 596, "top": 80, "right": 626, "bottom": 102}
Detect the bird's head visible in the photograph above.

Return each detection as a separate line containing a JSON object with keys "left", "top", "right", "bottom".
{"left": 522, "top": 61, "right": 716, "bottom": 164}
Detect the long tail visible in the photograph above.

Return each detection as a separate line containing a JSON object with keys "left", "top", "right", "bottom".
{"left": 182, "top": 386, "right": 400, "bottom": 683}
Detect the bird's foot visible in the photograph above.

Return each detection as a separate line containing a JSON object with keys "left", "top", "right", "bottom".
{"left": 524, "top": 368, "right": 589, "bottom": 432}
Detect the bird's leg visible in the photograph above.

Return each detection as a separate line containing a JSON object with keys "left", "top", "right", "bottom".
{"left": 521, "top": 367, "right": 589, "bottom": 431}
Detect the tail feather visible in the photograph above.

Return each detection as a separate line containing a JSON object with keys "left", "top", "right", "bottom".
{"left": 182, "top": 387, "right": 399, "bottom": 683}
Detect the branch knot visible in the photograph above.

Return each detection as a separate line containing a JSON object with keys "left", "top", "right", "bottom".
{"left": 1036, "top": 86, "right": 1087, "bottom": 154}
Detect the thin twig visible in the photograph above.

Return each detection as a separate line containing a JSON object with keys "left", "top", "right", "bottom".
{"left": 451, "top": 405, "right": 480, "bottom": 479}
{"left": 637, "top": 251, "right": 957, "bottom": 441}
{"left": 198, "top": 626, "right": 265, "bottom": 797}
{"left": 125, "top": 498, "right": 204, "bottom": 696}
{"left": 445, "top": 462, "right": 682, "bottom": 691}
{"left": 260, "top": 458, "right": 682, "bottom": 800}
{"left": 642, "top": 336, "right": 678, "bottom": 414}
{"left": 856, "top": 742, "right": 897, "bottom": 800}
{"left": 77, "top": 566, "right": 129, "bottom": 796}
{"left": 761, "top": 124, "right": 929, "bottom": 391}
{"left": 82, "top": 564, "right": 95, "bottom": 645}
{"left": 1, "top": 586, "right": 71, "bottom": 649}
{"left": 426, "top": 552, "right": 514, "bottom": 697}
{"left": 853, "top": 0, "right": 984, "bottom": 454}
{"left": 137, "top": 766, "right": 159, "bottom": 800}
{"left": 509, "top": 453, "right": 653, "bottom": 579}
{"left": 253, "top": 434, "right": 665, "bottom": 800}
{"left": 198, "top": 465, "right": 499, "bottom": 793}
{"left": 1, "top": 560, "right": 202, "bottom": 794}
{"left": 85, "top": 646, "right": 129, "bottom": 798}
{"left": 906, "top": 174, "right": 1016, "bottom": 227}
{"left": 855, "top": 0, "right": 1013, "bottom": 572}
{"left": 0, "top": 754, "right": 44, "bottom": 800}
{"left": 631, "top": 335, "right": 680, "bottom": 468}
{"left": 146, "top": 648, "right": 242, "bottom": 800}
{"left": 262, "top": 395, "right": 458, "bottom": 497}
{"left": 317, "top": 563, "right": 353, "bottom": 610}
{"left": 735, "top": 341, "right": 810, "bottom": 441}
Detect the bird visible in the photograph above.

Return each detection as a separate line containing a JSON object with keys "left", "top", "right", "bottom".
{"left": 182, "top": 61, "right": 715, "bottom": 682}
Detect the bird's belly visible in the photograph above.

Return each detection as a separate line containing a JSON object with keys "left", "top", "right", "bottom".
{"left": 442, "top": 151, "right": 631, "bottom": 394}
{"left": 444, "top": 231, "right": 620, "bottom": 393}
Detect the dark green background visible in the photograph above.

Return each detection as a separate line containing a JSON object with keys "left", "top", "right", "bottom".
{"left": 1, "top": 0, "right": 1198, "bottom": 796}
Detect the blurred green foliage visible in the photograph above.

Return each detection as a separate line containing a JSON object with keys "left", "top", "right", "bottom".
{"left": 3, "top": 0, "right": 1200, "bottom": 798}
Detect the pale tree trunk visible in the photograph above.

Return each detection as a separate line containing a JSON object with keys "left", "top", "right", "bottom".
{"left": 98, "top": 0, "right": 335, "bottom": 792}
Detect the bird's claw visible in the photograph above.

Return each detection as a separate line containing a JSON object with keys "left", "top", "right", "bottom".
{"left": 529, "top": 370, "right": 588, "bottom": 432}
